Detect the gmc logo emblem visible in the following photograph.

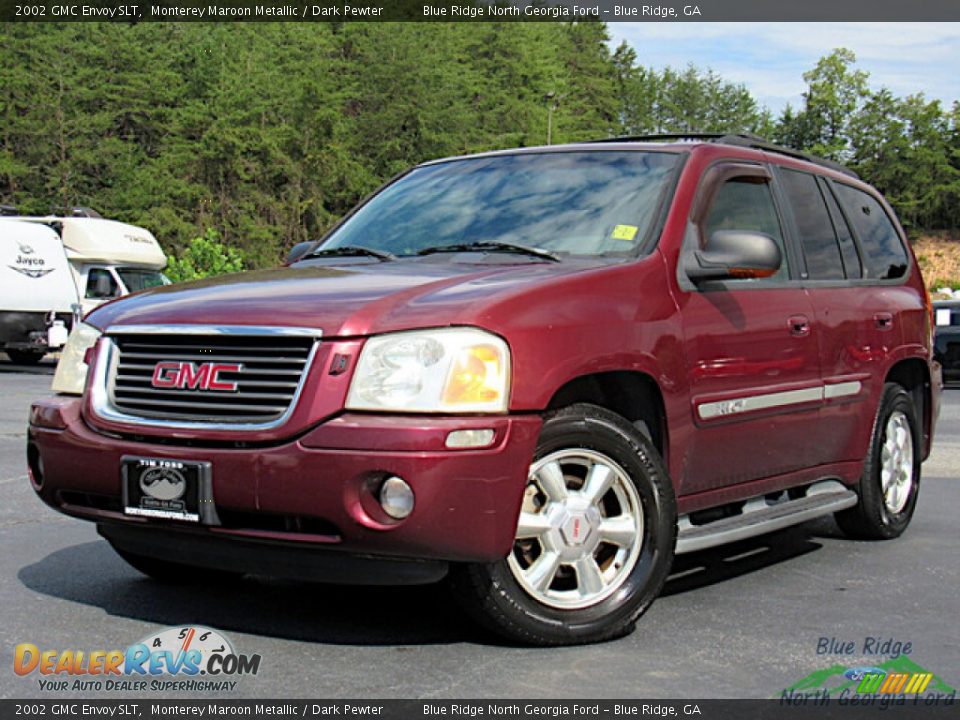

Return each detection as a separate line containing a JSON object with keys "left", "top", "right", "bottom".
{"left": 151, "top": 362, "right": 242, "bottom": 392}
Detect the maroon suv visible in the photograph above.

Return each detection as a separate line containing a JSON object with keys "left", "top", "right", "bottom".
{"left": 29, "top": 135, "right": 941, "bottom": 645}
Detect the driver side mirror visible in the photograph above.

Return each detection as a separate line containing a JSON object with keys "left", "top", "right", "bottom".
{"left": 685, "top": 230, "right": 782, "bottom": 283}
{"left": 286, "top": 241, "right": 318, "bottom": 265}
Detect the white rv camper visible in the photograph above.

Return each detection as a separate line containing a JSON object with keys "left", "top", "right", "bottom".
{"left": 0, "top": 211, "right": 169, "bottom": 363}
{"left": 0, "top": 219, "right": 76, "bottom": 363}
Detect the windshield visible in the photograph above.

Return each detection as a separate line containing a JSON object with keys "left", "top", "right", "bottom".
{"left": 320, "top": 151, "right": 680, "bottom": 258}
{"left": 116, "top": 268, "right": 169, "bottom": 292}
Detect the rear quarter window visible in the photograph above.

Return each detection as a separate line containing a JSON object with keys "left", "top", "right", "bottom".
{"left": 834, "top": 183, "right": 908, "bottom": 280}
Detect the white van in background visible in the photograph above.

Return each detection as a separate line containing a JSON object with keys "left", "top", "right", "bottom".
{"left": 0, "top": 219, "right": 76, "bottom": 364}
{"left": 0, "top": 209, "right": 170, "bottom": 363}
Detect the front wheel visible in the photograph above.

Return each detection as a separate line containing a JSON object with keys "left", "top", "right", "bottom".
{"left": 835, "top": 383, "right": 922, "bottom": 539}
{"left": 451, "top": 403, "right": 676, "bottom": 645}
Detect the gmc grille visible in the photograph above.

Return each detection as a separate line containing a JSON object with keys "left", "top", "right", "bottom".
{"left": 107, "top": 332, "right": 317, "bottom": 424}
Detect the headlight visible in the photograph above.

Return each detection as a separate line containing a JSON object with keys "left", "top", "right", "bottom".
{"left": 346, "top": 328, "right": 510, "bottom": 413}
{"left": 52, "top": 323, "right": 102, "bottom": 395}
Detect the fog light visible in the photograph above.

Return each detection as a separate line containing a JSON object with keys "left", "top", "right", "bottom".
{"left": 379, "top": 476, "right": 414, "bottom": 519}
{"left": 445, "top": 428, "right": 495, "bottom": 449}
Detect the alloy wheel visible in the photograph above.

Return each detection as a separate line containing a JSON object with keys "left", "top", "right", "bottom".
{"left": 508, "top": 449, "right": 644, "bottom": 610}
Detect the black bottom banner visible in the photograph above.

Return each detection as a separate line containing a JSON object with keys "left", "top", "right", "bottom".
{"left": 3, "top": 699, "right": 958, "bottom": 720}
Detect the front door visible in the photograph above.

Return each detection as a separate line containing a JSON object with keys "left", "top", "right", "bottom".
{"left": 677, "top": 163, "right": 823, "bottom": 495}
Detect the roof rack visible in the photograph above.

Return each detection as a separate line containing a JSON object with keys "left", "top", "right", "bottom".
{"left": 0, "top": 204, "right": 18, "bottom": 217}
{"left": 586, "top": 132, "right": 859, "bottom": 179}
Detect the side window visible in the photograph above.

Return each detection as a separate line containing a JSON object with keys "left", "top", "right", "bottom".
{"left": 85, "top": 268, "right": 119, "bottom": 299}
{"left": 833, "top": 183, "right": 909, "bottom": 280}
{"left": 779, "top": 169, "right": 845, "bottom": 280}
{"left": 702, "top": 178, "right": 788, "bottom": 280}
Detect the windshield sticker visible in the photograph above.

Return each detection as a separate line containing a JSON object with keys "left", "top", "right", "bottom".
{"left": 611, "top": 224, "right": 639, "bottom": 241}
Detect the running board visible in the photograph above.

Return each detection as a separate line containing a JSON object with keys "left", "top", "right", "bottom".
{"left": 675, "top": 481, "right": 858, "bottom": 554}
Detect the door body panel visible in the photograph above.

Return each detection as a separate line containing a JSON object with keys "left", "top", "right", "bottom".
{"left": 808, "top": 284, "right": 913, "bottom": 463}
{"left": 678, "top": 286, "right": 822, "bottom": 494}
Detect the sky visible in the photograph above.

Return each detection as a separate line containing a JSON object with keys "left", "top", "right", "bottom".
{"left": 607, "top": 23, "right": 960, "bottom": 117}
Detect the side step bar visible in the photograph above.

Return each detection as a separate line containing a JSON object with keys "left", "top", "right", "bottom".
{"left": 675, "top": 480, "right": 858, "bottom": 554}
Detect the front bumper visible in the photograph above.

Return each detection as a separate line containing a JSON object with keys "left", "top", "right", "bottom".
{"left": 28, "top": 396, "right": 542, "bottom": 577}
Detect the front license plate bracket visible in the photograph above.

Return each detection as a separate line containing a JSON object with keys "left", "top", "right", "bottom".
{"left": 121, "top": 456, "right": 220, "bottom": 525}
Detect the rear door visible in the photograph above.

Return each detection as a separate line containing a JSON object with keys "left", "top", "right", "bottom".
{"left": 677, "top": 162, "right": 823, "bottom": 494}
{"left": 774, "top": 168, "right": 873, "bottom": 467}
{"left": 801, "top": 177, "right": 916, "bottom": 463}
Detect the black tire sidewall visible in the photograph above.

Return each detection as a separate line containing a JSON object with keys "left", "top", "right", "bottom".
{"left": 7, "top": 350, "right": 44, "bottom": 365}
{"left": 859, "top": 384, "right": 922, "bottom": 537}
{"left": 482, "top": 404, "right": 676, "bottom": 640}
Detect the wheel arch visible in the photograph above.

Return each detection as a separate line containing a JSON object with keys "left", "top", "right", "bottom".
{"left": 884, "top": 358, "right": 932, "bottom": 459}
{"left": 545, "top": 371, "right": 669, "bottom": 465}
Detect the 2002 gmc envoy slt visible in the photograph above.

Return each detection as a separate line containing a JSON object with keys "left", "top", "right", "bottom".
{"left": 29, "top": 134, "right": 941, "bottom": 645}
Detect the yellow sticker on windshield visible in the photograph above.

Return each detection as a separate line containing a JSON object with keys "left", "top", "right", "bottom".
{"left": 611, "top": 224, "right": 638, "bottom": 241}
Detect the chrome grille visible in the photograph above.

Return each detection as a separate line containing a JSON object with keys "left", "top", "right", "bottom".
{"left": 106, "top": 329, "right": 318, "bottom": 424}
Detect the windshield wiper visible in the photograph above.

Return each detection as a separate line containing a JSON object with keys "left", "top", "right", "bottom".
{"left": 417, "top": 241, "right": 560, "bottom": 263}
{"left": 305, "top": 245, "right": 396, "bottom": 262}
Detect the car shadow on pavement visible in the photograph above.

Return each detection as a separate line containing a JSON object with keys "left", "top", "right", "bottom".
{"left": 19, "top": 519, "right": 839, "bottom": 647}
{"left": 662, "top": 519, "right": 834, "bottom": 596}
{"left": 0, "top": 358, "right": 56, "bottom": 375}
{"left": 18, "top": 539, "right": 482, "bottom": 646}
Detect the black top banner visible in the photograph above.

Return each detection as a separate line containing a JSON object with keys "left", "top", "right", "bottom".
{"left": 3, "top": 0, "right": 960, "bottom": 22}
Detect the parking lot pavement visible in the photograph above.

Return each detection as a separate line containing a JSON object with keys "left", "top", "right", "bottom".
{"left": 0, "top": 362, "right": 957, "bottom": 699}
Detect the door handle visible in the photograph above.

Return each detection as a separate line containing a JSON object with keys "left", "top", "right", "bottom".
{"left": 788, "top": 315, "right": 811, "bottom": 337}
{"left": 874, "top": 312, "right": 894, "bottom": 331}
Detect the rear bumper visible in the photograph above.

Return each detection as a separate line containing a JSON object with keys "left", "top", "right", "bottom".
{"left": 928, "top": 359, "right": 943, "bottom": 460}
{"left": 28, "top": 396, "right": 542, "bottom": 571}
{"left": 1, "top": 311, "right": 72, "bottom": 350}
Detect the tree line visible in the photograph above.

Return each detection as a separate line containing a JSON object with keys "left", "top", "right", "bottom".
{"left": 1, "top": 23, "right": 957, "bottom": 269}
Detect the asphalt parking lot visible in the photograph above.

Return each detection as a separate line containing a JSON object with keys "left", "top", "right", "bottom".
{"left": 0, "top": 357, "right": 957, "bottom": 699}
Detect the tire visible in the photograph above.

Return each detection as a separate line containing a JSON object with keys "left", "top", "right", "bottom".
{"left": 835, "top": 383, "right": 922, "bottom": 540}
{"left": 451, "top": 403, "right": 676, "bottom": 646}
{"left": 114, "top": 548, "right": 241, "bottom": 585}
{"left": 7, "top": 349, "right": 44, "bottom": 365}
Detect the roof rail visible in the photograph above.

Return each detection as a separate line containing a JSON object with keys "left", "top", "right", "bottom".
{"left": 585, "top": 132, "right": 729, "bottom": 144}
{"left": 0, "top": 205, "right": 18, "bottom": 217}
{"left": 586, "top": 132, "right": 859, "bottom": 179}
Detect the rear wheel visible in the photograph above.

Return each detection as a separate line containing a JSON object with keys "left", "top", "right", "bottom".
{"left": 451, "top": 403, "right": 676, "bottom": 645}
{"left": 7, "top": 349, "right": 44, "bottom": 365}
{"left": 835, "top": 383, "right": 921, "bottom": 539}
{"left": 114, "top": 548, "right": 241, "bottom": 585}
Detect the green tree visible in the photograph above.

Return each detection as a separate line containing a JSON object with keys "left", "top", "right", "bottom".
{"left": 165, "top": 229, "right": 245, "bottom": 282}
{"left": 776, "top": 48, "right": 868, "bottom": 160}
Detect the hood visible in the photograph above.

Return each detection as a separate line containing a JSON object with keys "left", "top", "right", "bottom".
{"left": 86, "top": 259, "right": 604, "bottom": 337}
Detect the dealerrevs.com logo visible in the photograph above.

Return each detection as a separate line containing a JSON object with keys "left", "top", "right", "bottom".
{"left": 14, "top": 626, "right": 261, "bottom": 693}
